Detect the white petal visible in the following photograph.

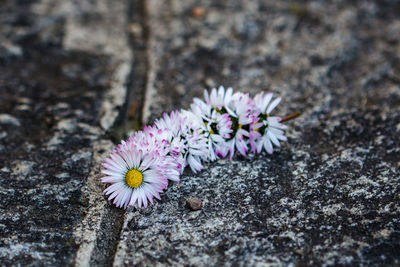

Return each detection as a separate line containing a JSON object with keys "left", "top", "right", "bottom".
{"left": 104, "top": 158, "right": 126, "bottom": 172}
{"left": 142, "top": 169, "right": 158, "bottom": 181}
{"left": 104, "top": 182, "right": 124, "bottom": 195}
{"left": 101, "top": 169, "right": 122, "bottom": 177}
{"left": 269, "top": 127, "right": 284, "bottom": 136}
{"left": 188, "top": 155, "right": 202, "bottom": 173}
{"left": 204, "top": 89, "right": 210, "bottom": 103}
{"left": 110, "top": 153, "right": 129, "bottom": 170}
{"left": 122, "top": 189, "right": 133, "bottom": 209}
{"left": 120, "top": 150, "right": 134, "bottom": 169}
{"left": 267, "top": 97, "right": 281, "bottom": 114}
{"left": 108, "top": 188, "right": 122, "bottom": 201}
{"left": 276, "top": 134, "right": 287, "bottom": 141}
{"left": 102, "top": 162, "right": 123, "bottom": 175}
{"left": 129, "top": 190, "right": 139, "bottom": 206}
{"left": 264, "top": 137, "right": 273, "bottom": 154}
{"left": 137, "top": 191, "right": 143, "bottom": 208}
{"left": 101, "top": 176, "right": 123, "bottom": 184}
{"left": 141, "top": 190, "right": 148, "bottom": 208}
{"left": 262, "top": 93, "right": 273, "bottom": 112}
{"left": 116, "top": 189, "right": 129, "bottom": 208}
{"left": 267, "top": 131, "right": 280, "bottom": 147}
{"left": 256, "top": 140, "right": 263, "bottom": 153}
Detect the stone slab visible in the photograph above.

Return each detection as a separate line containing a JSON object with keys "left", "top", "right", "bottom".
{"left": 0, "top": 0, "right": 131, "bottom": 265}
{"left": 114, "top": 0, "right": 400, "bottom": 266}
{"left": 1, "top": 0, "right": 399, "bottom": 266}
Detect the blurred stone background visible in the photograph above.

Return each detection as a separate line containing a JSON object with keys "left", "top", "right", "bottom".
{"left": 0, "top": 0, "right": 399, "bottom": 266}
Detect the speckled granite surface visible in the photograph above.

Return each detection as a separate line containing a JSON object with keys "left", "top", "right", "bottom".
{"left": 0, "top": 0, "right": 399, "bottom": 266}
{"left": 116, "top": 0, "right": 400, "bottom": 266}
{"left": 0, "top": 0, "right": 129, "bottom": 265}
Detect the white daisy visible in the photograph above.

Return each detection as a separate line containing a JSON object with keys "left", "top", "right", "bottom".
{"left": 188, "top": 98, "right": 233, "bottom": 161}
{"left": 204, "top": 86, "right": 234, "bottom": 111}
{"left": 179, "top": 111, "right": 209, "bottom": 173}
{"left": 223, "top": 92, "right": 261, "bottom": 158}
{"left": 154, "top": 110, "right": 182, "bottom": 139}
{"left": 253, "top": 92, "right": 287, "bottom": 154}
{"left": 154, "top": 110, "right": 208, "bottom": 173}
{"left": 133, "top": 126, "right": 181, "bottom": 182}
{"left": 101, "top": 139, "right": 169, "bottom": 209}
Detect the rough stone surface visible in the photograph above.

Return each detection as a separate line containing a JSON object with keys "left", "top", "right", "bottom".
{"left": 1, "top": 0, "right": 400, "bottom": 266}
{"left": 0, "top": 0, "right": 130, "bottom": 265}
{"left": 114, "top": 0, "right": 400, "bottom": 266}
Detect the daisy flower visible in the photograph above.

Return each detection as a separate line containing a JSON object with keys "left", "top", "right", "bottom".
{"left": 133, "top": 126, "right": 182, "bottom": 182}
{"left": 155, "top": 110, "right": 209, "bottom": 173}
{"left": 204, "top": 86, "right": 234, "bottom": 111}
{"left": 101, "top": 86, "right": 296, "bottom": 210}
{"left": 101, "top": 138, "right": 169, "bottom": 209}
{"left": 153, "top": 112, "right": 187, "bottom": 174}
{"left": 154, "top": 110, "right": 183, "bottom": 139}
{"left": 223, "top": 92, "right": 261, "bottom": 159}
{"left": 188, "top": 98, "right": 233, "bottom": 161}
{"left": 253, "top": 92, "right": 287, "bottom": 154}
{"left": 179, "top": 111, "right": 209, "bottom": 173}
{"left": 184, "top": 128, "right": 208, "bottom": 172}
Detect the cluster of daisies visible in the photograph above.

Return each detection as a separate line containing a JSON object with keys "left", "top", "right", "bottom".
{"left": 101, "top": 86, "right": 288, "bottom": 209}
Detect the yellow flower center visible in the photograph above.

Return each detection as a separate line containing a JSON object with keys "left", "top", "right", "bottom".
{"left": 204, "top": 121, "right": 215, "bottom": 134}
{"left": 238, "top": 124, "right": 243, "bottom": 129}
{"left": 125, "top": 169, "right": 143, "bottom": 188}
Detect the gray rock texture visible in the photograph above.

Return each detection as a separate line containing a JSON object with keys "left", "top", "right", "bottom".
{"left": 1, "top": 0, "right": 399, "bottom": 266}
{"left": 0, "top": 0, "right": 130, "bottom": 265}
{"left": 116, "top": 0, "right": 400, "bottom": 266}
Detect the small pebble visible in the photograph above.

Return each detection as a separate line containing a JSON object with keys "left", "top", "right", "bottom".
{"left": 192, "top": 7, "right": 205, "bottom": 18}
{"left": 129, "top": 23, "right": 142, "bottom": 36}
{"left": 186, "top": 197, "right": 202, "bottom": 211}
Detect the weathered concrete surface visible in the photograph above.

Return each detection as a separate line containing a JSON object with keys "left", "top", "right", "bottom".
{"left": 1, "top": 0, "right": 400, "bottom": 266}
{"left": 0, "top": 0, "right": 130, "bottom": 265}
{"left": 114, "top": 0, "right": 400, "bottom": 266}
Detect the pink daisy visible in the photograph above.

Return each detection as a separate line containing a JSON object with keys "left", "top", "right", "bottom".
{"left": 133, "top": 126, "right": 182, "bottom": 182}
{"left": 101, "top": 138, "right": 169, "bottom": 209}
